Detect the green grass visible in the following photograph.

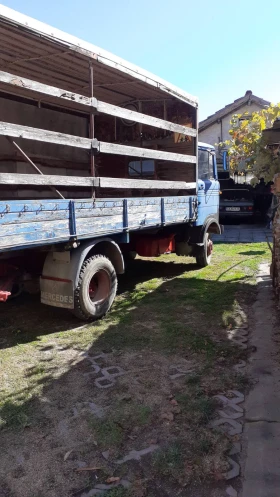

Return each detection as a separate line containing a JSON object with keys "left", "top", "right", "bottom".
{"left": 152, "top": 442, "right": 184, "bottom": 478}
{"left": 0, "top": 243, "right": 270, "bottom": 429}
{"left": 89, "top": 418, "right": 124, "bottom": 448}
{"left": 89, "top": 403, "right": 151, "bottom": 448}
{"left": 0, "top": 400, "right": 30, "bottom": 429}
{"left": 0, "top": 242, "right": 270, "bottom": 495}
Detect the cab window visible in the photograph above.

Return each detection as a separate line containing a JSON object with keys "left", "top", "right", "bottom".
{"left": 198, "top": 150, "right": 213, "bottom": 180}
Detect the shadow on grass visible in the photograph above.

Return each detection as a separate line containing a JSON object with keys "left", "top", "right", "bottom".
{"left": 238, "top": 250, "right": 266, "bottom": 256}
{"left": 0, "top": 259, "right": 197, "bottom": 350}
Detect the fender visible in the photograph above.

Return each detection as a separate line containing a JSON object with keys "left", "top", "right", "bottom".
{"left": 40, "top": 238, "right": 124, "bottom": 309}
{"left": 188, "top": 215, "right": 223, "bottom": 244}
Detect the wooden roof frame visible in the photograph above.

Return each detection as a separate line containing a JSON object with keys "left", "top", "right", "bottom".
{"left": 0, "top": 4, "right": 198, "bottom": 108}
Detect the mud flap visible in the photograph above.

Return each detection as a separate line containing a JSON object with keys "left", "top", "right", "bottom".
{"left": 40, "top": 277, "right": 74, "bottom": 309}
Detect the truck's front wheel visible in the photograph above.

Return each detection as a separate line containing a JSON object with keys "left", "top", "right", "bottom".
{"left": 195, "top": 233, "right": 213, "bottom": 267}
{"left": 73, "top": 255, "right": 117, "bottom": 321}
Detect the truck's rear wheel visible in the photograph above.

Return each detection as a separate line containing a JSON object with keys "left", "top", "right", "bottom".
{"left": 73, "top": 255, "right": 117, "bottom": 321}
{"left": 195, "top": 233, "right": 213, "bottom": 267}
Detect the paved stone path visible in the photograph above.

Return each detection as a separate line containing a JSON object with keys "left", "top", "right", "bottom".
{"left": 212, "top": 224, "right": 272, "bottom": 243}
{"left": 242, "top": 264, "right": 280, "bottom": 497}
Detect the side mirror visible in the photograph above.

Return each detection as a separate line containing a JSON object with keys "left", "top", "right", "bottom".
{"left": 223, "top": 151, "right": 228, "bottom": 171}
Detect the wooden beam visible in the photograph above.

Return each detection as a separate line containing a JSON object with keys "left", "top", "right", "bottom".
{"left": 98, "top": 177, "right": 196, "bottom": 190}
{"left": 0, "top": 70, "right": 92, "bottom": 107}
{"left": 0, "top": 121, "right": 92, "bottom": 149}
{"left": 0, "top": 71, "right": 196, "bottom": 137}
{"left": 99, "top": 142, "right": 196, "bottom": 163}
{"left": 0, "top": 173, "right": 196, "bottom": 190}
{"left": 0, "top": 122, "right": 196, "bottom": 163}
{"left": 0, "top": 173, "right": 94, "bottom": 187}
{"left": 96, "top": 101, "right": 196, "bottom": 137}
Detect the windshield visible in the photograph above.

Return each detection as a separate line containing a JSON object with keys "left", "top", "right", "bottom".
{"left": 221, "top": 189, "right": 253, "bottom": 201}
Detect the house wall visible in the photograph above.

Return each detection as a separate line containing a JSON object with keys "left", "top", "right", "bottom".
{"left": 199, "top": 102, "right": 265, "bottom": 161}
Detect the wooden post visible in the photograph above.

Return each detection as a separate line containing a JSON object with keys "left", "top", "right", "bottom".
{"left": 89, "top": 62, "right": 95, "bottom": 198}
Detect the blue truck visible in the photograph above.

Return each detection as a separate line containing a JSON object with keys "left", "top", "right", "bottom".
{"left": 0, "top": 5, "right": 222, "bottom": 320}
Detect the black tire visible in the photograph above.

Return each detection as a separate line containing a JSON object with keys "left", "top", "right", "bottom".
{"left": 195, "top": 233, "right": 213, "bottom": 267}
{"left": 72, "top": 255, "right": 117, "bottom": 321}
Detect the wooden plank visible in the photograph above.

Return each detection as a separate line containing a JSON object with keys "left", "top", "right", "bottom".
{"left": 96, "top": 101, "right": 196, "bottom": 137}
{"left": 99, "top": 142, "right": 196, "bottom": 164}
{"left": 0, "top": 122, "right": 92, "bottom": 149}
{"left": 98, "top": 177, "right": 196, "bottom": 190}
{"left": 0, "top": 70, "right": 196, "bottom": 137}
{"left": 0, "top": 173, "right": 196, "bottom": 190}
{"left": 0, "top": 173, "right": 94, "bottom": 187}
{"left": 0, "top": 70, "right": 92, "bottom": 107}
{"left": 0, "top": 121, "right": 196, "bottom": 163}
{"left": 0, "top": 69, "right": 195, "bottom": 137}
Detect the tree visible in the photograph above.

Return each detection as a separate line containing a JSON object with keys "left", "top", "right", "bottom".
{"left": 219, "top": 103, "right": 280, "bottom": 182}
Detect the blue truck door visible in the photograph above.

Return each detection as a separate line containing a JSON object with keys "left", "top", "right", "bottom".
{"left": 196, "top": 147, "right": 220, "bottom": 225}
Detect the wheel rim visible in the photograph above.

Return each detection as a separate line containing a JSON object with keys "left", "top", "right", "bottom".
{"left": 88, "top": 269, "right": 111, "bottom": 304}
{"left": 207, "top": 239, "right": 213, "bottom": 257}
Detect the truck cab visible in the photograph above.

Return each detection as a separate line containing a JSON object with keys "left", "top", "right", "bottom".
{"left": 196, "top": 142, "right": 220, "bottom": 226}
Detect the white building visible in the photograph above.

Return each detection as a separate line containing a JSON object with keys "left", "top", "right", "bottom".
{"left": 199, "top": 91, "right": 270, "bottom": 166}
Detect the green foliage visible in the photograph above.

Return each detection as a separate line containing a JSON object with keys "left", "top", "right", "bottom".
{"left": 219, "top": 103, "right": 280, "bottom": 181}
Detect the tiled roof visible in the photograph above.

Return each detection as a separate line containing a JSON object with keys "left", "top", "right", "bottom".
{"left": 199, "top": 91, "right": 270, "bottom": 131}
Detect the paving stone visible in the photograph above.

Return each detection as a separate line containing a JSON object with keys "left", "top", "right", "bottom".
{"left": 218, "top": 402, "right": 243, "bottom": 419}
{"left": 88, "top": 402, "right": 105, "bottom": 418}
{"left": 116, "top": 445, "right": 159, "bottom": 464}
{"left": 233, "top": 360, "right": 246, "bottom": 373}
{"left": 226, "top": 485, "right": 238, "bottom": 496}
{"left": 81, "top": 479, "right": 131, "bottom": 497}
{"left": 229, "top": 442, "right": 241, "bottom": 456}
{"left": 210, "top": 417, "right": 243, "bottom": 435}
{"left": 223, "top": 457, "right": 240, "bottom": 480}
{"left": 230, "top": 336, "right": 248, "bottom": 349}
{"left": 94, "top": 366, "right": 126, "bottom": 389}
{"left": 227, "top": 390, "right": 245, "bottom": 404}
{"left": 102, "top": 450, "right": 110, "bottom": 460}
{"left": 169, "top": 364, "right": 195, "bottom": 380}
{"left": 81, "top": 490, "right": 101, "bottom": 496}
{"left": 212, "top": 224, "right": 269, "bottom": 244}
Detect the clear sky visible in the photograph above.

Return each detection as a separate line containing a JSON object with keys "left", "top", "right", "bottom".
{"left": 2, "top": 0, "right": 280, "bottom": 120}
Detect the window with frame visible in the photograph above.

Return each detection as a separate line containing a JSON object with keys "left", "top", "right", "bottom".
{"left": 128, "top": 159, "right": 155, "bottom": 177}
{"left": 198, "top": 150, "right": 213, "bottom": 180}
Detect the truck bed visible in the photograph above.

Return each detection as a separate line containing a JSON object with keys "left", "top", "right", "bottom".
{"left": 0, "top": 195, "right": 196, "bottom": 251}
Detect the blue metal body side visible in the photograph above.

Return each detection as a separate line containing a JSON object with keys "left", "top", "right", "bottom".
{"left": 0, "top": 195, "right": 197, "bottom": 252}
{"left": 195, "top": 179, "right": 220, "bottom": 226}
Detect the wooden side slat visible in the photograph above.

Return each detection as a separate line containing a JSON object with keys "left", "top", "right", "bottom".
{"left": 99, "top": 142, "right": 196, "bottom": 164}
{"left": 0, "top": 71, "right": 196, "bottom": 137}
{"left": 0, "top": 173, "right": 94, "bottom": 186}
{"left": 96, "top": 100, "right": 196, "bottom": 137}
{"left": 98, "top": 177, "right": 196, "bottom": 190}
{"left": 0, "top": 173, "right": 196, "bottom": 190}
{"left": 0, "top": 121, "right": 92, "bottom": 149}
{"left": 0, "top": 121, "right": 196, "bottom": 163}
{"left": 0, "top": 70, "right": 91, "bottom": 107}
